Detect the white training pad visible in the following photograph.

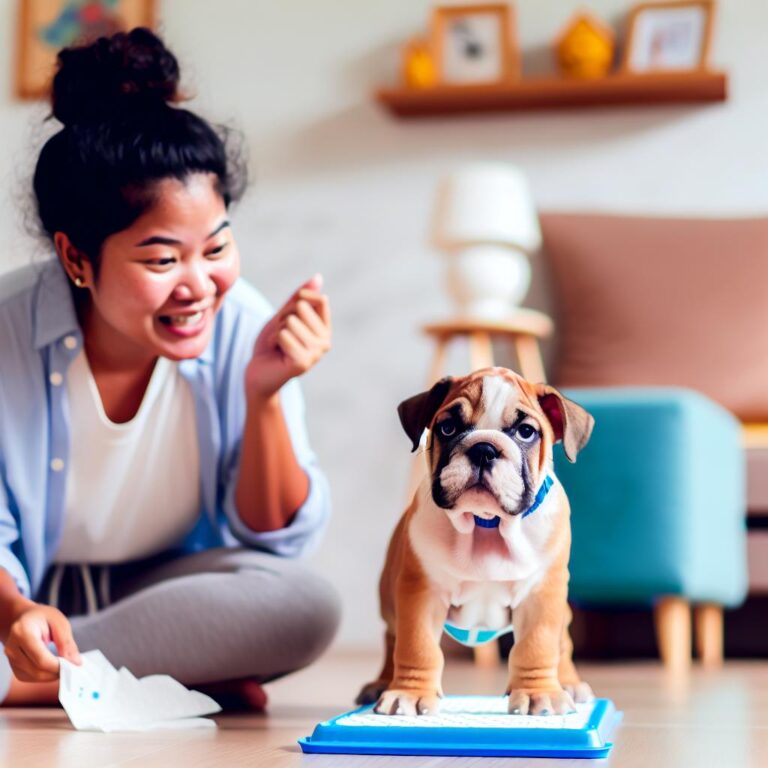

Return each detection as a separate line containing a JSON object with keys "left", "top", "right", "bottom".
{"left": 338, "top": 696, "right": 594, "bottom": 730}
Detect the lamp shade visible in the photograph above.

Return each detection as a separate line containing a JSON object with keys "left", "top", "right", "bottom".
{"left": 432, "top": 163, "right": 542, "bottom": 253}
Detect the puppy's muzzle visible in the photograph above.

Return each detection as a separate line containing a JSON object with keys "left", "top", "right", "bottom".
{"left": 466, "top": 442, "right": 500, "bottom": 469}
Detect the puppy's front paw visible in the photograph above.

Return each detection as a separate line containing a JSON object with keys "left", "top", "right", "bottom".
{"left": 356, "top": 680, "right": 388, "bottom": 706}
{"left": 562, "top": 680, "right": 594, "bottom": 704}
{"left": 507, "top": 687, "right": 575, "bottom": 716}
{"left": 374, "top": 689, "right": 441, "bottom": 716}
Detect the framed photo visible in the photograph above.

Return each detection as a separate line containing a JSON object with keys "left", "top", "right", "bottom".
{"left": 430, "top": 4, "right": 519, "bottom": 86}
{"left": 621, "top": 0, "right": 715, "bottom": 74}
{"left": 16, "top": 0, "right": 156, "bottom": 99}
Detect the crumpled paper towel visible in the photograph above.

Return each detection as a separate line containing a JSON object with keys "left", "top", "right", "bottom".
{"left": 59, "top": 650, "right": 221, "bottom": 732}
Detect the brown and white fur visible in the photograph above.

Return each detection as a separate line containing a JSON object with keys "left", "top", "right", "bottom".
{"left": 357, "top": 367, "right": 595, "bottom": 717}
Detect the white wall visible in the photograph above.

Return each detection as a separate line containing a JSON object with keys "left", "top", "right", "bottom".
{"left": 1, "top": 0, "right": 767, "bottom": 648}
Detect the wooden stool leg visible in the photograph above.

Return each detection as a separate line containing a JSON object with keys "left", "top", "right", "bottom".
{"left": 468, "top": 332, "right": 494, "bottom": 371}
{"left": 473, "top": 642, "right": 499, "bottom": 668}
{"left": 654, "top": 597, "right": 692, "bottom": 672}
{"left": 513, "top": 335, "right": 547, "bottom": 383}
{"left": 405, "top": 340, "right": 450, "bottom": 503}
{"left": 427, "top": 338, "right": 449, "bottom": 386}
{"left": 694, "top": 603, "right": 724, "bottom": 668}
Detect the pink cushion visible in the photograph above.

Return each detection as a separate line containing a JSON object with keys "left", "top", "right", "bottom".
{"left": 541, "top": 213, "right": 768, "bottom": 421}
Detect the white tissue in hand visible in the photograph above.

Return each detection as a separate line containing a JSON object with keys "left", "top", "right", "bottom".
{"left": 59, "top": 650, "right": 221, "bottom": 732}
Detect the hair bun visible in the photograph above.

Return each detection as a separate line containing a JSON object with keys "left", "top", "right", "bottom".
{"left": 52, "top": 27, "right": 180, "bottom": 126}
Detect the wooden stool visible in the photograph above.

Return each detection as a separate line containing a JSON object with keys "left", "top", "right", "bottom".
{"left": 422, "top": 310, "right": 554, "bottom": 386}
{"left": 417, "top": 310, "right": 554, "bottom": 667}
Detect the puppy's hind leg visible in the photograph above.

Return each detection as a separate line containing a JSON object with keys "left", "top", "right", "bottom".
{"left": 356, "top": 630, "right": 395, "bottom": 705}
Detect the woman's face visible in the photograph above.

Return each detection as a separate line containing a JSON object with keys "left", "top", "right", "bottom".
{"left": 83, "top": 172, "right": 240, "bottom": 362}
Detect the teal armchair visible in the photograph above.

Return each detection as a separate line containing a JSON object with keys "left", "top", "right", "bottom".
{"left": 555, "top": 387, "right": 748, "bottom": 669}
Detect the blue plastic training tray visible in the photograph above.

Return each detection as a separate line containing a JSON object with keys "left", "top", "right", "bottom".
{"left": 299, "top": 696, "right": 621, "bottom": 758}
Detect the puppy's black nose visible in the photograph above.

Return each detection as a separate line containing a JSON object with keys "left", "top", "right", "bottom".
{"left": 467, "top": 442, "right": 499, "bottom": 467}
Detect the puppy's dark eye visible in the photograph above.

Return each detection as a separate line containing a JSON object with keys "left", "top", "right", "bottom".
{"left": 516, "top": 424, "right": 538, "bottom": 443}
{"left": 438, "top": 420, "right": 456, "bottom": 438}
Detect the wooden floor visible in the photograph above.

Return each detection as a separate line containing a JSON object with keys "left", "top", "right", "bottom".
{"left": 3, "top": 650, "right": 768, "bottom": 767}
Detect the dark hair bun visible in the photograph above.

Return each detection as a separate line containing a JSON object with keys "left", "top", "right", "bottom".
{"left": 52, "top": 27, "right": 180, "bottom": 126}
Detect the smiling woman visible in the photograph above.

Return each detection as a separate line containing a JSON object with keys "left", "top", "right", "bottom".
{"left": 0, "top": 28, "right": 338, "bottom": 710}
{"left": 66, "top": 174, "right": 240, "bottom": 381}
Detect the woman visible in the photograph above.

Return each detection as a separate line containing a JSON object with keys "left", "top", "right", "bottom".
{"left": 0, "top": 28, "right": 339, "bottom": 709}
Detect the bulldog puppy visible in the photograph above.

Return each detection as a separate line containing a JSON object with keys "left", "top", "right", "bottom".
{"left": 357, "top": 367, "right": 595, "bottom": 717}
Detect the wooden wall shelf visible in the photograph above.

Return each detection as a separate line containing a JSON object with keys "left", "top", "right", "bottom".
{"left": 375, "top": 71, "right": 727, "bottom": 118}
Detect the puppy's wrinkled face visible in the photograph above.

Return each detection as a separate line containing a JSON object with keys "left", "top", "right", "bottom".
{"left": 398, "top": 368, "right": 593, "bottom": 529}
{"left": 429, "top": 371, "right": 549, "bottom": 520}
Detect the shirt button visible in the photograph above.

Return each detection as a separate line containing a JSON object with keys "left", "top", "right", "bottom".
{"left": 63, "top": 335, "right": 77, "bottom": 350}
{"left": 49, "top": 372, "right": 63, "bottom": 386}
{"left": 50, "top": 458, "right": 65, "bottom": 472}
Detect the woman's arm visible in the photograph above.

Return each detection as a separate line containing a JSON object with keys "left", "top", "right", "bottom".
{"left": 235, "top": 275, "right": 330, "bottom": 534}
{"left": 234, "top": 393, "right": 310, "bottom": 532}
{"left": 0, "top": 569, "right": 33, "bottom": 641}
{"left": 0, "top": 568, "right": 80, "bottom": 681}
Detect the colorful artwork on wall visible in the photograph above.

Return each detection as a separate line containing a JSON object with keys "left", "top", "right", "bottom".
{"left": 16, "top": 0, "right": 155, "bottom": 99}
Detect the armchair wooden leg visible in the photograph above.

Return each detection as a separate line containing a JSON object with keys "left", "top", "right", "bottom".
{"left": 654, "top": 597, "right": 691, "bottom": 672}
{"left": 694, "top": 603, "right": 724, "bottom": 668}
{"left": 473, "top": 641, "right": 499, "bottom": 668}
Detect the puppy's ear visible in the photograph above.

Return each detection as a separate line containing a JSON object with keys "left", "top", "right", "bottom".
{"left": 398, "top": 377, "right": 453, "bottom": 452}
{"left": 536, "top": 385, "right": 594, "bottom": 462}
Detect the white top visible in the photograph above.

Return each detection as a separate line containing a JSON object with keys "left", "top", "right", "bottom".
{"left": 55, "top": 350, "right": 201, "bottom": 564}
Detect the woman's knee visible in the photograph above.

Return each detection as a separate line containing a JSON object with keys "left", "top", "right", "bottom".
{"left": 206, "top": 552, "right": 340, "bottom": 670}
{"left": 105, "top": 549, "right": 342, "bottom": 682}
{"left": 243, "top": 561, "right": 341, "bottom": 674}
{"left": 294, "top": 571, "right": 341, "bottom": 667}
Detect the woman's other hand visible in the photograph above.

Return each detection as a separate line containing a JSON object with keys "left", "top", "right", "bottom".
{"left": 4, "top": 604, "right": 81, "bottom": 682}
{"left": 246, "top": 275, "right": 331, "bottom": 400}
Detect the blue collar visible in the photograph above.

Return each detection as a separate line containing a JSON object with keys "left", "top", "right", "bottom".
{"left": 473, "top": 475, "right": 554, "bottom": 528}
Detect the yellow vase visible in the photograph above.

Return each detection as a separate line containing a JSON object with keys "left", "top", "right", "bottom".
{"left": 403, "top": 41, "right": 436, "bottom": 89}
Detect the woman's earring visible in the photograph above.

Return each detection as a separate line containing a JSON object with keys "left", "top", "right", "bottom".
{"left": 74, "top": 276, "right": 85, "bottom": 288}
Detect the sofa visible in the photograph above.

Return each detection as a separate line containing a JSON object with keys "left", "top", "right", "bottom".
{"left": 533, "top": 212, "right": 768, "bottom": 664}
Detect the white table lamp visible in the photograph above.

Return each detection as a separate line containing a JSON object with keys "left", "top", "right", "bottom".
{"left": 432, "top": 163, "right": 542, "bottom": 318}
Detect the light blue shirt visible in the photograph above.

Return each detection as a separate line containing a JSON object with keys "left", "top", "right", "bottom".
{"left": 0, "top": 260, "right": 331, "bottom": 600}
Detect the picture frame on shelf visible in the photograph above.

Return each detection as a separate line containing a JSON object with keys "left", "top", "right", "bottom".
{"left": 621, "top": 0, "right": 715, "bottom": 74}
{"left": 430, "top": 3, "right": 519, "bottom": 86}
{"left": 16, "top": 0, "right": 156, "bottom": 99}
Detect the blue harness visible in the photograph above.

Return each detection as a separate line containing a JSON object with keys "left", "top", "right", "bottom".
{"left": 445, "top": 475, "right": 555, "bottom": 647}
